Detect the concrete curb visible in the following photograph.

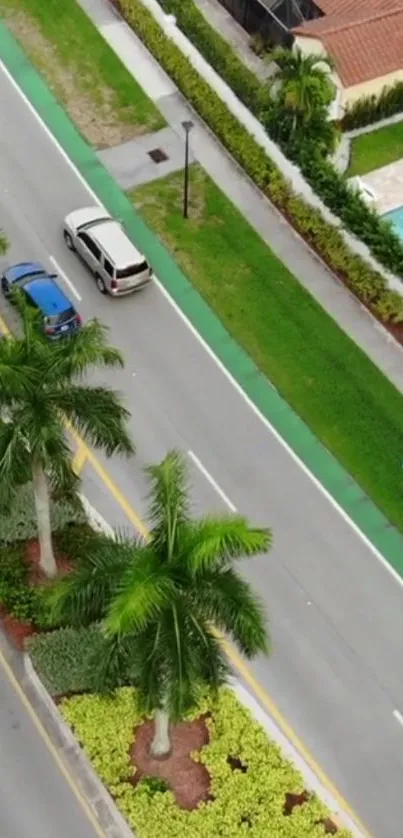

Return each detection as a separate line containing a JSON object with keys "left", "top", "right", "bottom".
{"left": 22, "top": 653, "right": 134, "bottom": 838}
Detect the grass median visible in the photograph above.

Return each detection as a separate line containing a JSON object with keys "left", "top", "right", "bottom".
{"left": 348, "top": 121, "right": 403, "bottom": 176}
{"left": 0, "top": 0, "right": 164, "bottom": 147}
{"left": 132, "top": 166, "right": 403, "bottom": 531}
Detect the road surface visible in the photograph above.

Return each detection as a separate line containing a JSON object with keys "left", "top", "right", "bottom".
{"left": 0, "top": 60, "right": 403, "bottom": 837}
{"left": 0, "top": 648, "right": 100, "bottom": 838}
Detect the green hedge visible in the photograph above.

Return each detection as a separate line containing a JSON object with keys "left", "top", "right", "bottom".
{"left": 115, "top": 0, "right": 403, "bottom": 323}
{"left": 157, "top": 0, "right": 262, "bottom": 113}
{"left": 0, "top": 484, "right": 86, "bottom": 544}
{"left": 28, "top": 626, "right": 109, "bottom": 695}
{"left": 0, "top": 545, "right": 49, "bottom": 626}
{"left": 342, "top": 82, "right": 403, "bottom": 131}
{"left": 152, "top": 0, "right": 403, "bottom": 284}
{"left": 61, "top": 686, "right": 352, "bottom": 837}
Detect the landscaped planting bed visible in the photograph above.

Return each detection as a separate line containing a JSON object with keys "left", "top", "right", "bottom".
{"left": 0, "top": 0, "right": 163, "bottom": 147}
{"left": 0, "top": 484, "right": 88, "bottom": 648}
{"left": 60, "top": 686, "right": 351, "bottom": 837}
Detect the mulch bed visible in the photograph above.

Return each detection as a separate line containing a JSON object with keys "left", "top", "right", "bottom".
{"left": 0, "top": 537, "right": 72, "bottom": 650}
{"left": 130, "top": 714, "right": 211, "bottom": 810}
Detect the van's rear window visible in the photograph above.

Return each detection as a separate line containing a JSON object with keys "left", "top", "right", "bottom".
{"left": 116, "top": 261, "right": 149, "bottom": 279}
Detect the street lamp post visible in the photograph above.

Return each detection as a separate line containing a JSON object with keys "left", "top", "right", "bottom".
{"left": 182, "top": 120, "right": 193, "bottom": 219}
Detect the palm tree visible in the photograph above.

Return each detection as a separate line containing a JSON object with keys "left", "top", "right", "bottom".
{"left": 0, "top": 230, "right": 8, "bottom": 256}
{"left": 0, "top": 293, "right": 134, "bottom": 577}
{"left": 50, "top": 450, "right": 272, "bottom": 757}
{"left": 271, "top": 46, "right": 334, "bottom": 130}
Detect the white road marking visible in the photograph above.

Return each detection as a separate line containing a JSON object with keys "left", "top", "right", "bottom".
{"left": 2, "top": 59, "right": 403, "bottom": 592}
{"left": 188, "top": 449, "right": 237, "bottom": 512}
{"left": 393, "top": 710, "right": 403, "bottom": 726}
{"left": 49, "top": 255, "right": 82, "bottom": 302}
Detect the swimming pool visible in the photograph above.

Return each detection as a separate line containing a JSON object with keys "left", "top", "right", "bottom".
{"left": 383, "top": 205, "right": 403, "bottom": 240}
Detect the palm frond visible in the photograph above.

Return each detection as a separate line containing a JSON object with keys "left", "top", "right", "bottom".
{"left": 106, "top": 548, "right": 177, "bottom": 636}
{"left": 57, "top": 385, "right": 135, "bottom": 457}
{"left": 184, "top": 516, "right": 272, "bottom": 574}
{"left": 85, "top": 630, "right": 137, "bottom": 694}
{"left": 0, "top": 337, "right": 36, "bottom": 401}
{"left": 145, "top": 450, "right": 190, "bottom": 559}
{"left": 0, "top": 418, "right": 32, "bottom": 498}
{"left": 161, "top": 605, "right": 229, "bottom": 721}
{"left": 48, "top": 532, "right": 132, "bottom": 626}
{"left": 194, "top": 568, "right": 270, "bottom": 658}
{"left": 123, "top": 625, "right": 165, "bottom": 714}
{"left": 0, "top": 229, "right": 9, "bottom": 255}
{"left": 49, "top": 319, "right": 125, "bottom": 381}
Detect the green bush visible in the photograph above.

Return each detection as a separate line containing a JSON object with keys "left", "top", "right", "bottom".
{"left": 342, "top": 82, "right": 403, "bottom": 131}
{"left": 60, "top": 686, "right": 352, "bottom": 837}
{"left": 0, "top": 545, "right": 48, "bottom": 625}
{"left": 28, "top": 625, "right": 110, "bottom": 695}
{"left": 157, "top": 0, "right": 262, "bottom": 113}
{"left": 151, "top": 0, "right": 403, "bottom": 282}
{"left": 0, "top": 484, "right": 86, "bottom": 545}
{"left": 116, "top": 0, "right": 403, "bottom": 323}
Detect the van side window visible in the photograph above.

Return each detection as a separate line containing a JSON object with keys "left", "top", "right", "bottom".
{"left": 79, "top": 232, "right": 101, "bottom": 260}
{"left": 104, "top": 258, "right": 114, "bottom": 277}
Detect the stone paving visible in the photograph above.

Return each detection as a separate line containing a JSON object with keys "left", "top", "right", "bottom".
{"left": 98, "top": 125, "right": 194, "bottom": 189}
{"left": 358, "top": 159, "right": 403, "bottom": 215}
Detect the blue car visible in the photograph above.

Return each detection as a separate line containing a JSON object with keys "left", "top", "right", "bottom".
{"left": 1, "top": 262, "right": 81, "bottom": 339}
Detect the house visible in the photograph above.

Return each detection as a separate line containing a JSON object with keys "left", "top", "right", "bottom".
{"left": 292, "top": 0, "right": 403, "bottom": 117}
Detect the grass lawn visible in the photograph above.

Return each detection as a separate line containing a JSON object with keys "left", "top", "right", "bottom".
{"left": 348, "top": 120, "right": 403, "bottom": 176}
{"left": 132, "top": 166, "right": 403, "bottom": 532}
{"left": 0, "top": 0, "right": 164, "bottom": 147}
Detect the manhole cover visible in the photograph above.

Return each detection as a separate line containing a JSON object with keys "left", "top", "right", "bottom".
{"left": 148, "top": 147, "right": 168, "bottom": 164}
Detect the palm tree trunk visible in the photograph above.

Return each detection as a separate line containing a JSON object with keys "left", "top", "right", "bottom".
{"left": 32, "top": 460, "right": 57, "bottom": 578}
{"left": 150, "top": 708, "right": 171, "bottom": 758}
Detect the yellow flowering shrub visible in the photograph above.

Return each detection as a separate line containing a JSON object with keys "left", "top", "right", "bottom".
{"left": 60, "top": 686, "right": 352, "bottom": 838}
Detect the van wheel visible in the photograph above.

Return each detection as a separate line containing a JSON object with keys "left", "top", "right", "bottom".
{"left": 64, "top": 231, "right": 74, "bottom": 250}
{"left": 95, "top": 275, "right": 107, "bottom": 294}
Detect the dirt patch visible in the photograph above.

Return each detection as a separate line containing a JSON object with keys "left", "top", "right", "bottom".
{"left": 0, "top": 609, "right": 36, "bottom": 650}
{"left": 0, "top": 538, "right": 73, "bottom": 649}
{"left": 2, "top": 9, "right": 148, "bottom": 148}
{"left": 130, "top": 714, "right": 211, "bottom": 810}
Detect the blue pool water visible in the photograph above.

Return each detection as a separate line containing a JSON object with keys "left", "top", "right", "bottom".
{"left": 383, "top": 205, "right": 403, "bottom": 240}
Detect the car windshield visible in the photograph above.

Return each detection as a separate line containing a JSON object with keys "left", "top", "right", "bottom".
{"left": 45, "top": 307, "right": 76, "bottom": 326}
{"left": 116, "top": 261, "right": 149, "bottom": 279}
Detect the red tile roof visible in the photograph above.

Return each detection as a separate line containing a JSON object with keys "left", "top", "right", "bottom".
{"left": 292, "top": 1, "right": 403, "bottom": 86}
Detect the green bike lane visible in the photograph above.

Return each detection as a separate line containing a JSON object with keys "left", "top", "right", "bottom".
{"left": 1, "top": 22, "right": 402, "bottom": 574}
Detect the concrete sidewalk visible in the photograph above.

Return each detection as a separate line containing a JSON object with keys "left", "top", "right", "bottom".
{"left": 80, "top": 0, "right": 403, "bottom": 395}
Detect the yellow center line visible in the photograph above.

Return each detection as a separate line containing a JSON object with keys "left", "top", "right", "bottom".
{"left": 72, "top": 442, "right": 88, "bottom": 476}
{"left": 0, "top": 310, "right": 370, "bottom": 836}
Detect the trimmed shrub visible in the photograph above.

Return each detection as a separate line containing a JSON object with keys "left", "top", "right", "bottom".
{"left": 60, "top": 686, "right": 352, "bottom": 837}
{"left": 157, "top": 0, "right": 263, "bottom": 113}
{"left": 115, "top": 0, "right": 403, "bottom": 324}
{"left": 153, "top": 0, "right": 403, "bottom": 281}
{"left": 0, "top": 484, "right": 86, "bottom": 545}
{"left": 28, "top": 626, "right": 109, "bottom": 696}
{"left": 342, "top": 82, "right": 403, "bottom": 131}
{"left": 0, "top": 546, "right": 48, "bottom": 626}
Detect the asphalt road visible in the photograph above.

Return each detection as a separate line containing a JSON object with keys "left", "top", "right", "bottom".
{"left": 0, "top": 649, "right": 100, "bottom": 838}
{"left": 1, "top": 61, "right": 403, "bottom": 837}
